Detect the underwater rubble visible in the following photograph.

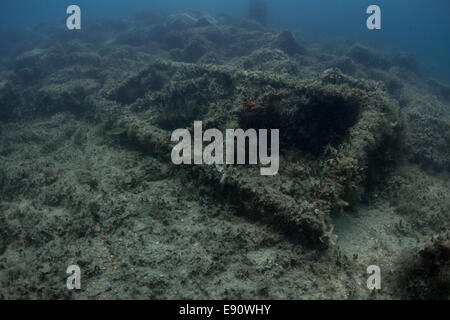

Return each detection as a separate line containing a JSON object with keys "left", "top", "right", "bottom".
{"left": 0, "top": 10, "right": 449, "bottom": 299}
{"left": 104, "top": 61, "right": 403, "bottom": 249}
{"left": 392, "top": 235, "right": 450, "bottom": 299}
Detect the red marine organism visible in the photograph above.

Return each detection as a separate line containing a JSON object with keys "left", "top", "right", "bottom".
{"left": 243, "top": 98, "right": 256, "bottom": 111}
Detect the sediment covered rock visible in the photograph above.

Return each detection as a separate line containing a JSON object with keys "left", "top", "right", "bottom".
{"left": 0, "top": 80, "right": 20, "bottom": 122}
{"left": 394, "top": 236, "right": 450, "bottom": 300}
{"left": 105, "top": 62, "right": 403, "bottom": 248}
{"left": 347, "top": 43, "right": 392, "bottom": 70}
{"left": 0, "top": 9, "right": 448, "bottom": 299}
{"left": 272, "top": 30, "right": 306, "bottom": 56}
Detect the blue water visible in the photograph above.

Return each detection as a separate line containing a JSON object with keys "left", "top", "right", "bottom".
{"left": 1, "top": 0, "right": 449, "bottom": 81}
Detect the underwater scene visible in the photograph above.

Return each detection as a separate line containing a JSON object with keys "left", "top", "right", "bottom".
{"left": 0, "top": 0, "right": 449, "bottom": 300}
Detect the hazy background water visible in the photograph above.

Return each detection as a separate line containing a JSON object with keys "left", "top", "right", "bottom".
{"left": 0, "top": 0, "right": 449, "bottom": 82}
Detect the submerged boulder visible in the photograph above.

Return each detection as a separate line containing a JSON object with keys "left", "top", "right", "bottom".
{"left": 347, "top": 43, "right": 392, "bottom": 70}
{"left": 395, "top": 236, "right": 450, "bottom": 299}
{"left": 392, "top": 52, "right": 420, "bottom": 74}
{"left": 0, "top": 81, "right": 20, "bottom": 122}
{"left": 108, "top": 61, "right": 403, "bottom": 248}
{"left": 238, "top": 48, "right": 300, "bottom": 75}
{"left": 165, "top": 11, "right": 217, "bottom": 31}
{"left": 170, "top": 38, "right": 208, "bottom": 63}
{"left": 322, "top": 56, "right": 357, "bottom": 76}
{"left": 272, "top": 30, "right": 305, "bottom": 56}
{"left": 14, "top": 46, "right": 70, "bottom": 84}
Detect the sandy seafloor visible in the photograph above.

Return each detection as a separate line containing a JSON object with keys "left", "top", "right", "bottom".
{"left": 0, "top": 10, "right": 449, "bottom": 299}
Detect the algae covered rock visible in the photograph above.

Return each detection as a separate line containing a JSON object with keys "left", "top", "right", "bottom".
{"left": 107, "top": 61, "right": 403, "bottom": 248}
{"left": 2, "top": 8, "right": 449, "bottom": 299}
{"left": 394, "top": 236, "right": 450, "bottom": 300}
{"left": 347, "top": 43, "right": 392, "bottom": 70}
{"left": 165, "top": 11, "right": 217, "bottom": 31}
{"left": 14, "top": 46, "right": 69, "bottom": 83}
{"left": 170, "top": 37, "right": 208, "bottom": 63}
{"left": 392, "top": 52, "right": 420, "bottom": 74}
{"left": 33, "top": 85, "right": 93, "bottom": 117}
{"left": 237, "top": 48, "right": 297, "bottom": 74}
{"left": 404, "top": 109, "right": 450, "bottom": 171}
{"left": 0, "top": 80, "right": 20, "bottom": 122}
{"left": 321, "top": 56, "right": 357, "bottom": 76}
{"left": 427, "top": 79, "right": 450, "bottom": 101}
{"left": 272, "top": 30, "right": 306, "bottom": 56}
